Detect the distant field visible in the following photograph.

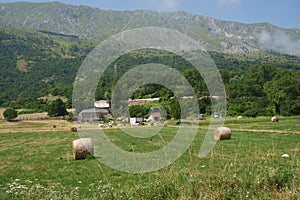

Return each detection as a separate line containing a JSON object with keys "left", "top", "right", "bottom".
{"left": 0, "top": 116, "right": 299, "bottom": 199}
{"left": 0, "top": 108, "right": 4, "bottom": 120}
{"left": 0, "top": 120, "right": 73, "bottom": 133}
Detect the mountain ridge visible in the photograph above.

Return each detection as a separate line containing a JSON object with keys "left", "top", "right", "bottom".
{"left": 1, "top": 1, "right": 299, "bottom": 55}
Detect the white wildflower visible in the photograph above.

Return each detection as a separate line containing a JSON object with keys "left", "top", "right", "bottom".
{"left": 282, "top": 154, "right": 289, "bottom": 158}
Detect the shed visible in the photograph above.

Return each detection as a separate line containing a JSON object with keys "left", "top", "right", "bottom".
{"left": 79, "top": 108, "right": 109, "bottom": 122}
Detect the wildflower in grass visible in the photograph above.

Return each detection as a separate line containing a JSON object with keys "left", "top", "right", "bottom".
{"left": 15, "top": 185, "right": 27, "bottom": 189}
{"left": 282, "top": 154, "right": 289, "bottom": 158}
{"left": 246, "top": 191, "right": 249, "bottom": 198}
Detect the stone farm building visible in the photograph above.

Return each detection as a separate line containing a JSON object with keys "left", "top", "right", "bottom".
{"left": 79, "top": 108, "right": 109, "bottom": 122}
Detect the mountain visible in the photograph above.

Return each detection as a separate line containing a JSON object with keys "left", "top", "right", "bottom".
{"left": 0, "top": 2, "right": 300, "bottom": 116}
{"left": 1, "top": 1, "right": 300, "bottom": 55}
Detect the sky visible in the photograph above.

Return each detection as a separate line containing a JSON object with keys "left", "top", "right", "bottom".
{"left": 1, "top": 0, "right": 300, "bottom": 28}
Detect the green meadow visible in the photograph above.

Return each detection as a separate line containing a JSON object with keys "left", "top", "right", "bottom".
{"left": 0, "top": 116, "right": 299, "bottom": 199}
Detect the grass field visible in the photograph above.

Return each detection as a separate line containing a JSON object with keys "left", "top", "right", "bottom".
{"left": 0, "top": 116, "right": 299, "bottom": 199}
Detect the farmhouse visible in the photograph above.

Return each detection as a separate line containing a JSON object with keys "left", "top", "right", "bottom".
{"left": 148, "top": 112, "right": 162, "bottom": 121}
{"left": 79, "top": 108, "right": 109, "bottom": 122}
{"left": 94, "top": 100, "right": 110, "bottom": 109}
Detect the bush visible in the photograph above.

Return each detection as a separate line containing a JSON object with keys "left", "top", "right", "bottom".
{"left": 129, "top": 105, "right": 150, "bottom": 118}
{"left": 67, "top": 112, "right": 73, "bottom": 122}
{"left": 47, "top": 98, "right": 68, "bottom": 117}
{"left": 244, "top": 109, "right": 258, "bottom": 118}
{"left": 3, "top": 108, "right": 18, "bottom": 121}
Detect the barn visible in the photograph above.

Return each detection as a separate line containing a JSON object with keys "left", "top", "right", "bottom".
{"left": 79, "top": 108, "right": 109, "bottom": 122}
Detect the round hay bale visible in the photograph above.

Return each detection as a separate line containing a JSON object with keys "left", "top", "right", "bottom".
{"left": 72, "top": 139, "right": 88, "bottom": 160}
{"left": 72, "top": 138, "right": 94, "bottom": 160}
{"left": 81, "top": 138, "right": 94, "bottom": 156}
{"left": 71, "top": 127, "right": 77, "bottom": 132}
{"left": 214, "top": 127, "right": 231, "bottom": 140}
{"left": 237, "top": 116, "right": 242, "bottom": 120}
{"left": 271, "top": 116, "right": 278, "bottom": 122}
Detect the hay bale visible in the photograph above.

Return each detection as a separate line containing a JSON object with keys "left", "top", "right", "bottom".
{"left": 81, "top": 138, "right": 94, "bottom": 156}
{"left": 271, "top": 116, "right": 278, "bottom": 122}
{"left": 71, "top": 127, "right": 77, "bottom": 132}
{"left": 72, "top": 138, "right": 94, "bottom": 160}
{"left": 214, "top": 127, "right": 231, "bottom": 140}
{"left": 237, "top": 116, "right": 242, "bottom": 120}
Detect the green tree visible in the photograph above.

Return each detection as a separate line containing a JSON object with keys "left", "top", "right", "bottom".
{"left": 47, "top": 98, "right": 68, "bottom": 117}
{"left": 3, "top": 108, "right": 18, "bottom": 121}
{"left": 170, "top": 98, "right": 181, "bottom": 119}
{"left": 129, "top": 105, "right": 150, "bottom": 118}
{"left": 264, "top": 71, "right": 300, "bottom": 115}
{"left": 67, "top": 112, "right": 74, "bottom": 122}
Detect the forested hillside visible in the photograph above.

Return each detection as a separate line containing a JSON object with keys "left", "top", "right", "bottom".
{"left": 0, "top": 27, "right": 93, "bottom": 109}
{"left": 0, "top": 26, "right": 299, "bottom": 116}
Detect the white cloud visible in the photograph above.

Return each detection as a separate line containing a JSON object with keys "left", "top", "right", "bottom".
{"left": 217, "top": 0, "right": 240, "bottom": 6}
{"left": 258, "top": 30, "right": 300, "bottom": 56}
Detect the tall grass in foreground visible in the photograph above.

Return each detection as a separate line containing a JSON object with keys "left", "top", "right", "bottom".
{"left": 0, "top": 117, "right": 299, "bottom": 199}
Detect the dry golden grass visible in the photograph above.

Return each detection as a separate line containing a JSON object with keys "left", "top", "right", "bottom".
{"left": 17, "top": 112, "right": 48, "bottom": 120}
{"left": 0, "top": 120, "right": 74, "bottom": 133}
{"left": 0, "top": 108, "right": 5, "bottom": 120}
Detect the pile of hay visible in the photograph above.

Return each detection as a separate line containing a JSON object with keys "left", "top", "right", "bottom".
{"left": 70, "top": 127, "right": 77, "bottom": 132}
{"left": 72, "top": 138, "right": 94, "bottom": 160}
{"left": 214, "top": 127, "right": 231, "bottom": 140}
{"left": 271, "top": 116, "right": 279, "bottom": 122}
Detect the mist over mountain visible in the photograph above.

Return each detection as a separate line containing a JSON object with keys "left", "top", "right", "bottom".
{"left": 0, "top": 1, "right": 300, "bottom": 56}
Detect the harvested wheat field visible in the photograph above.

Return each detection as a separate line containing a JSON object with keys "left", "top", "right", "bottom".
{"left": 0, "top": 120, "right": 74, "bottom": 133}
